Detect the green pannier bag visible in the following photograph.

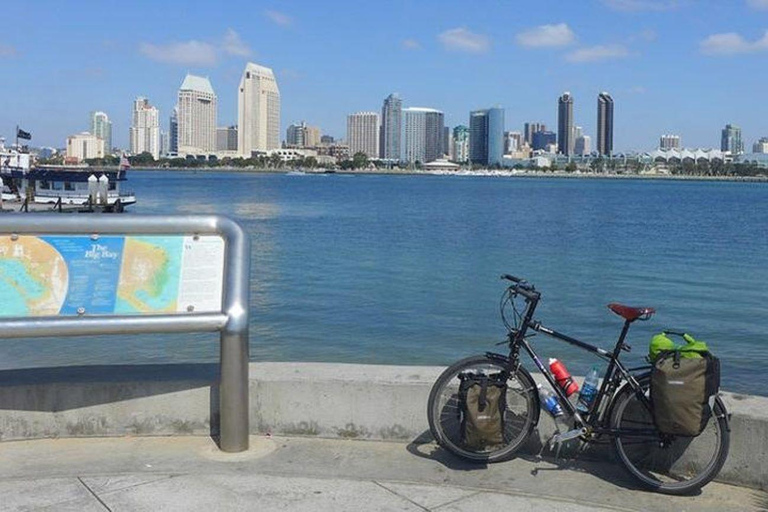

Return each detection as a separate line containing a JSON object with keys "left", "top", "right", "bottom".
{"left": 457, "top": 372, "right": 507, "bottom": 449}
{"left": 650, "top": 332, "right": 721, "bottom": 437}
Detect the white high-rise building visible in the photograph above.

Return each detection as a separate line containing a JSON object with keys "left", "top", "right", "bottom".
{"left": 178, "top": 74, "right": 217, "bottom": 156}
{"left": 660, "top": 134, "right": 681, "bottom": 150}
{"left": 66, "top": 132, "right": 104, "bottom": 161}
{"left": 238, "top": 62, "right": 280, "bottom": 156}
{"left": 346, "top": 112, "right": 379, "bottom": 158}
{"left": 129, "top": 97, "right": 160, "bottom": 159}
{"left": 90, "top": 111, "right": 112, "bottom": 156}
{"left": 575, "top": 134, "right": 592, "bottom": 156}
{"left": 402, "top": 107, "right": 444, "bottom": 164}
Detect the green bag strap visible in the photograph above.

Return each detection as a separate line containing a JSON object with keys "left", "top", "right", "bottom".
{"left": 663, "top": 330, "right": 709, "bottom": 355}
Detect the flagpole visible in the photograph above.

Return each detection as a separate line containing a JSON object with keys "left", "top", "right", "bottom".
{"left": 15, "top": 125, "right": 18, "bottom": 149}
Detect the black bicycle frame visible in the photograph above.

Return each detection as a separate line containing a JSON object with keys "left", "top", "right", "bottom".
{"left": 507, "top": 288, "right": 652, "bottom": 433}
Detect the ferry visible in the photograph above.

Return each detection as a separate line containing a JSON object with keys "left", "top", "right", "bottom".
{"left": 0, "top": 140, "right": 135, "bottom": 212}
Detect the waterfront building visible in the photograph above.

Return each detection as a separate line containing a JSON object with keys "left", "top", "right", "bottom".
{"left": 160, "top": 130, "right": 169, "bottom": 157}
{"left": 286, "top": 122, "right": 321, "bottom": 148}
{"left": 597, "top": 92, "right": 613, "bottom": 156}
{"left": 452, "top": 125, "right": 469, "bottom": 163}
{"left": 217, "top": 126, "right": 238, "bottom": 151}
{"left": 443, "top": 126, "right": 451, "bottom": 157}
{"left": 381, "top": 93, "right": 402, "bottom": 160}
{"left": 169, "top": 106, "right": 178, "bottom": 155}
{"left": 90, "top": 111, "right": 112, "bottom": 156}
{"left": 721, "top": 124, "right": 744, "bottom": 155}
{"left": 321, "top": 135, "right": 335, "bottom": 145}
{"left": 66, "top": 132, "right": 104, "bottom": 161}
{"left": 753, "top": 137, "right": 768, "bottom": 153}
{"left": 178, "top": 75, "right": 217, "bottom": 155}
{"left": 558, "top": 92, "right": 574, "bottom": 156}
{"left": 532, "top": 131, "right": 556, "bottom": 151}
{"left": 505, "top": 131, "right": 523, "bottom": 154}
{"left": 402, "top": 107, "right": 444, "bottom": 164}
{"left": 524, "top": 122, "right": 545, "bottom": 145}
{"left": 575, "top": 134, "right": 592, "bottom": 156}
{"left": 660, "top": 134, "right": 681, "bottom": 150}
{"left": 238, "top": 63, "right": 280, "bottom": 156}
{"left": 129, "top": 97, "right": 160, "bottom": 160}
{"left": 469, "top": 107, "right": 505, "bottom": 166}
{"left": 346, "top": 112, "right": 379, "bottom": 158}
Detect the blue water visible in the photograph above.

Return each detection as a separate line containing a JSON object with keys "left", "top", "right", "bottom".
{"left": 1, "top": 171, "right": 767, "bottom": 395}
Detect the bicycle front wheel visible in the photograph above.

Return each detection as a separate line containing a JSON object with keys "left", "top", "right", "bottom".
{"left": 427, "top": 355, "right": 539, "bottom": 462}
{"left": 611, "top": 375, "right": 730, "bottom": 495}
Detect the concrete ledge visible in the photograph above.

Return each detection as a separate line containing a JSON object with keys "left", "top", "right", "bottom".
{"left": 0, "top": 362, "right": 765, "bottom": 490}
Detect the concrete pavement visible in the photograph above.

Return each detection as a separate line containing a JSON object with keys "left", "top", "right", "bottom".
{"left": 0, "top": 435, "right": 765, "bottom": 512}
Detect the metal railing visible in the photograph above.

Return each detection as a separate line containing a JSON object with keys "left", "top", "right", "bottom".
{"left": 0, "top": 214, "right": 251, "bottom": 452}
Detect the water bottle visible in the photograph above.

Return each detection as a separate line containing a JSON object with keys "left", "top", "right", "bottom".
{"left": 577, "top": 367, "right": 600, "bottom": 413}
{"left": 537, "top": 384, "right": 564, "bottom": 417}
{"left": 549, "top": 358, "right": 579, "bottom": 397}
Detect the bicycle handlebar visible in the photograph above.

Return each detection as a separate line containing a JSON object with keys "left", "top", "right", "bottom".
{"left": 500, "top": 274, "right": 540, "bottom": 300}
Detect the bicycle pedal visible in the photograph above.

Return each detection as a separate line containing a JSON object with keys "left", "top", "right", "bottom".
{"left": 552, "top": 427, "right": 587, "bottom": 444}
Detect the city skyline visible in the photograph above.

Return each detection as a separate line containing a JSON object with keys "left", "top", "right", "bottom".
{"left": 2, "top": 0, "right": 768, "bottom": 150}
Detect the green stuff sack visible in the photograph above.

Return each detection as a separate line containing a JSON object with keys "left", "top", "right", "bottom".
{"left": 457, "top": 373, "right": 507, "bottom": 449}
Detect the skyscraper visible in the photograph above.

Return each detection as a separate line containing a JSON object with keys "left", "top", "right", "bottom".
{"left": 597, "top": 92, "right": 614, "bottom": 156}
{"left": 660, "top": 134, "right": 681, "bottom": 150}
{"left": 753, "top": 137, "right": 768, "bottom": 154}
{"left": 381, "top": 93, "right": 402, "bottom": 160}
{"left": 402, "top": 107, "right": 444, "bottom": 164}
{"left": 347, "top": 112, "right": 380, "bottom": 158}
{"left": 238, "top": 62, "right": 281, "bottom": 156}
{"left": 721, "top": 124, "right": 744, "bottom": 155}
{"left": 505, "top": 131, "right": 523, "bottom": 154}
{"left": 523, "top": 122, "right": 545, "bottom": 145}
{"left": 129, "top": 97, "right": 160, "bottom": 159}
{"left": 469, "top": 107, "right": 505, "bottom": 166}
{"left": 90, "top": 111, "right": 112, "bottom": 155}
{"left": 558, "top": 92, "right": 574, "bottom": 156}
{"left": 286, "top": 122, "right": 321, "bottom": 148}
{"left": 177, "top": 74, "right": 217, "bottom": 155}
{"left": 452, "top": 125, "right": 469, "bottom": 163}
{"left": 216, "top": 126, "right": 238, "bottom": 151}
{"left": 575, "top": 134, "right": 592, "bottom": 156}
{"left": 532, "top": 131, "right": 556, "bottom": 151}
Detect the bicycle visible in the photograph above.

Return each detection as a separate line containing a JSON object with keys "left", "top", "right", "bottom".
{"left": 427, "top": 274, "right": 730, "bottom": 495}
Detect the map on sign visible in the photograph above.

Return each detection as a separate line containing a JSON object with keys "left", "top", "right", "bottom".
{"left": 0, "top": 235, "right": 225, "bottom": 317}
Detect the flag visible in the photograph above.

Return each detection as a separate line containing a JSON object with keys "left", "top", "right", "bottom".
{"left": 16, "top": 128, "right": 31, "bottom": 140}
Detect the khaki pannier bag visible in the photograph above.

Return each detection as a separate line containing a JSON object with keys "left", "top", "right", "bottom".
{"left": 457, "top": 372, "right": 507, "bottom": 449}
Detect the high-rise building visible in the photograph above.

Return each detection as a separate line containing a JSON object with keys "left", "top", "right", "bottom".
{"left": 524, "top": 122, "right": 545, "bottom": 145}
{"left": 452, "top": 125, "right": 469, "bottom": 163}
{"left": 505, "top": 131, "right": 523, "bottom": 154}
{"left": 402, "top": 107, "right": 444, "bottom": 164}
{"left": 216, "top": 126, "right": 238, "bottom": 151}
{"left": 558, "top": 92, "right": 574, "bottom": 156}
{"left": 286, "top": 122, "right": 321, "bottom": 148}
{"left": 178, "top": 74, "right": 217, "bottom": 155}
{"left": 160, "top": 130, "right": 169, "bottom": 157}
{"left": 597, "top": 92, "right": 614, "bottom": 156}
{"left": 238, "top": 62, "right": 280, "bottom": 156}
{"left": 469, "top": 107, "right": 505, "bottom": 166}
{"left": 66, "top": 132, "right": 104, "bottom": 161}
{"left": 321, "top": 135, "right": 335, "bottom": 145}
{"left": 169, "top": 106, "right": 179, "bottom": 155}
{"left": 753, "top": 137, "right": 768, "bottom": 153}
{"left": 721, "top": 124, "right": 744, "bottom": 155}
{"left": 660, "top": 134, "right": 681, "bottom": 150}
{"left": 443, "top": 126, "right": 451, "bottom": 157}
{"left": 129, "top": 97, "right": 160, "bottom": 159}
{"left": 575, "top": 134, "right": 592, "bottom": 156}
{"left": 347, "top": 112, "right": 380, "bottom": 158}
{"left": 532, "top": 131, "right": 557, "bottom": 151}
{"left": 381, "top": 93, "right": 402, "bottom": 160}
{"left": 90, "top": 111, "right": 112, "bottom": 155}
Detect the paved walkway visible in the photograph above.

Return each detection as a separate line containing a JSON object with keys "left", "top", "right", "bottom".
{"left": 0, "top": 436, "right": 765, "bottom": 511}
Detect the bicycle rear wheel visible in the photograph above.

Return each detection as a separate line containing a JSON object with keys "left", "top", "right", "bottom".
{"left": 611, "top": 376, "right": 730, "bottom": 495}
{"left": 427, "top": 355, "right": 539, "bottom": 462}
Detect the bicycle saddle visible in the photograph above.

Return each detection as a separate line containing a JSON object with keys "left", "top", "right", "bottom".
{"left": 607, "top": 303, "right": 655, "bottom": 322}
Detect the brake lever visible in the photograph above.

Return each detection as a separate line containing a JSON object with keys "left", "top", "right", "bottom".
{"left": 621, "top": 343, "right": 632, "bottom": 352}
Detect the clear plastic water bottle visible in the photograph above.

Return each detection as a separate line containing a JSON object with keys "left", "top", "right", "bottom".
{"left": 537, "top": 384, "right": 564, "bottom": 417}
{"left": 577, "top": 367, "right": 600, "bottom": 413}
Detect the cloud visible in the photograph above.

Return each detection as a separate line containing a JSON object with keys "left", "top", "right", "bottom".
{"left": 265, "top": 10, "right": 292, "bottom": 27}
{"left": 628, "top": 85, "right": 647, "bottom": 94}
{"left": 747, "top": 0, "right": 768, "bottom": 9}
{"left": 700, "top": 30, "right": 768, "bottom": 55}
{"left": 438, "top": 28, "right": 490, "bottom": 53}
{"left": 402, "top": 39, "right": 421, "bottom": 50}
{"left": 139, "top": 40, "right": 218, "bottom": 66}
{"left": 602, "top": 0, "right": 680, "bottom": 11}
{"left": 565, "top": 44, "right": 631, "bottom": 63}
{"left": 222, "top": 29, "right": 251, "bottom": 56}
{"left": 516, "top": 23, "right": 576, "bottom": 48}
{"left": 0, "top": 44, "right": 17, "bottom": 57}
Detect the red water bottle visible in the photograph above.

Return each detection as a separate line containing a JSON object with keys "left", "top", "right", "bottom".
{"left": 549, "top": 358, "right": 579, "bottom": 397}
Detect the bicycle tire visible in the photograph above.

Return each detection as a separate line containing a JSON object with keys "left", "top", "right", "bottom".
{"left": 427, "top": 354, "right": 539, "bottom": 462}
{"left": 610, "top": 375, "right": 730, "bottom": 495}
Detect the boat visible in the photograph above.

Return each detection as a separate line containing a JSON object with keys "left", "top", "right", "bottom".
{"left": 0, "top": 141, "right": 136, "bottom": 212}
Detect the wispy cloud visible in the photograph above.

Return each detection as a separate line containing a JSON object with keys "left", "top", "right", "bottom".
{"left": 139, "top": 40, "right": 218, "bottom": 66}
{"left": 265, "top": 10, "right": 292, "bottom": 27}
{"left": 438, "top": 28, "right": 490, "bottom": 53}
{"left": 516, "top": 23, "right": 576, "bottom": 48}
{"left": 628, "top": 85, "right": 647, "bottom": 94}
{"left": 565, "top": 44, "right": 631, "bottom": 63}
{"left": 0, "top": 44, "right": 17, "bottom": 57}
{"left": 222, "top": 29, "right": 251, "bottom": 56}
{"left": 401, "top": 39, "right": 421, "bottom": 50}
{"left": 602, "top": 0, "right": 680, "bottom": 11}
{"left": 700, "top": 30, "right": 768, "bottom": 55}
{"left": 746, "top": 0, "right": 768, "bottom": 9}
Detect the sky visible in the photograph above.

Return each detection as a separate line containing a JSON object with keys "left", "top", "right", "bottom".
{"left": 2, "top": 0, "right": 767, "bottom": 152}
